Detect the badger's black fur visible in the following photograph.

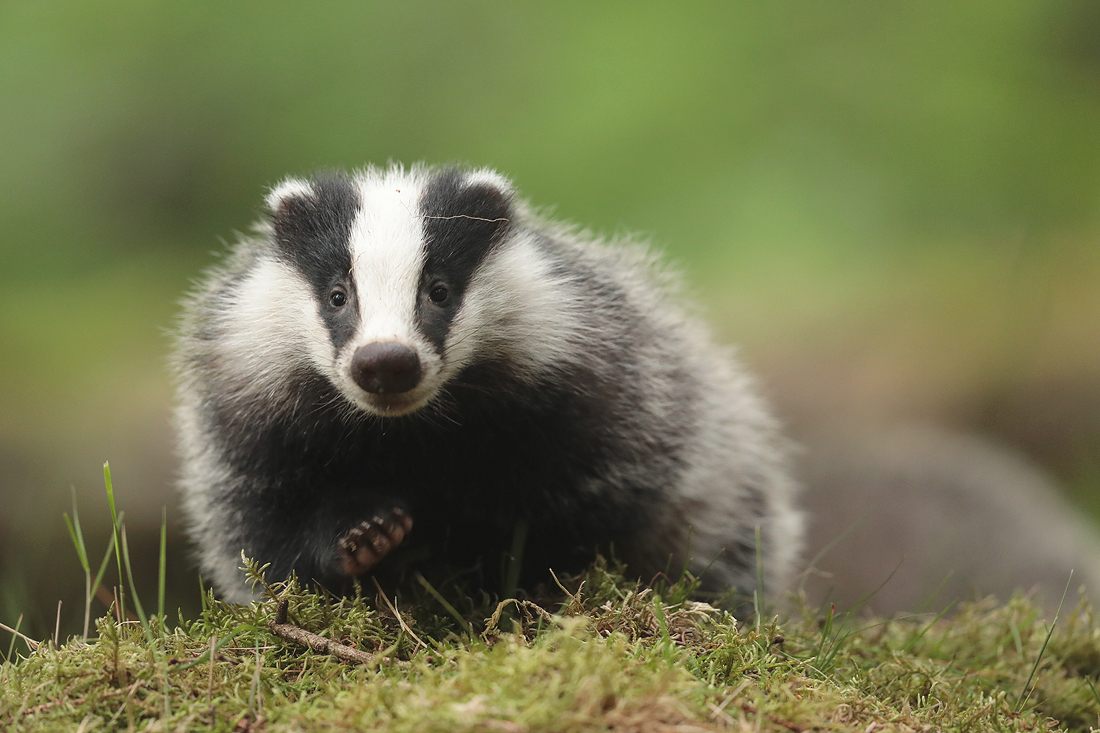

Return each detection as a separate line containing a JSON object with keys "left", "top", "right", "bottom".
{"left": 174, "top": 164, "right": 801, "bottom": 603}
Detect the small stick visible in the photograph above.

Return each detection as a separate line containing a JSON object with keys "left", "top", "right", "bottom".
{"left": 267, "top": 598, "right": 385, "bottom": 666}
{"left": 206, "top": 634, "right": 217, "bottom": 703}
{"left": 54, "top": 601, "right": 62, "bottom": 649}
{"left": 0, "top": 619, "right": 40, "bottom": 651}
{"left": 420, "top": 214, "right": 509, "bottom": 223}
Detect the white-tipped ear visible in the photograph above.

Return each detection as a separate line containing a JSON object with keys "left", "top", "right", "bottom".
{"left": 463, "top": 168, "right": 514, "bottom": 197}
{"left": 265, "top": 177, "right": 314, "bottom": 213}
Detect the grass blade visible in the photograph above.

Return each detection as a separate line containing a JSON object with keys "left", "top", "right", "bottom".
{"left": 92, "top": 531, "right": 117, "bottom": 613}
{"left": 104, "top": 462, "right": 125, "bottom": 623}
{"left": 1086, "top": 676, "right": 1100, "bottom": 710}
{"left": 121, "top": 526, "right": 156, "bottom": 651}
{"left": 64, "top": 487, "right": 90, "bottom": 572}
{"left": 902, "top": 601, "right": 956, "bottom": 654}
{"left": 416, "top": 573, "right": 472, "bottom": 635}
{"left": 1015, "top": 571, "right": 1073, "bottom": 713}
{"left": 754, "top": 525, "right": 764, "bottom": 632}
{"left": 502, "top": 517, "right": 527, "bottom": 601}
{"left": 64, "top": 487, "right": 95, "bottom": 640}
{"left": 158, "top": 507, "right": 168, "bottom": 624}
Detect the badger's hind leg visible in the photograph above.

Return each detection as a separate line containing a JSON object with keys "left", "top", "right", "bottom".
{"left": 337, "top": 506, "right": 414, "bottom": 576}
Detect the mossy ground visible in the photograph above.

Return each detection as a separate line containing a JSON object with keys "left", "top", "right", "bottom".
{"left": 3, "top": 557, "right": 1100, "bottom": 732}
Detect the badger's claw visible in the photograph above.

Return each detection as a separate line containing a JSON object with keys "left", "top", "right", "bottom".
{"left": 336, "top": 507, "right": 413, "bottom": 576}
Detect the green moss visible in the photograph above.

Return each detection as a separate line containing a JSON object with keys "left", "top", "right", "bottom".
{"left": 3, "top": 561, "right": 1099, "bottom": 732}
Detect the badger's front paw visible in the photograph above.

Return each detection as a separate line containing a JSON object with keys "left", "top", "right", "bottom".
{"left": 336, "top": 507, "right": 414, "bottom": 577}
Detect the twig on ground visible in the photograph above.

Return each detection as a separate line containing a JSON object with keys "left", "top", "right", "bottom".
{"left": 267, "top": 598, "right": 401, "bottom": 666}
{"left": 0, "top": 620, "right": 40, "bottom": 651}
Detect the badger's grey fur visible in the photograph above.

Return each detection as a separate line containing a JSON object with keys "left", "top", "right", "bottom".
{"left": 174, "top": 164, "right": 801, "bottom": 604}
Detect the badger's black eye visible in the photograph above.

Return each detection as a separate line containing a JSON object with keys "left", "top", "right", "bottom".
{"left": 330, "top": 289, "right": 348, "bottom": 308}
{"left": 428, "top": 284, "right": 450, "bottom": 304}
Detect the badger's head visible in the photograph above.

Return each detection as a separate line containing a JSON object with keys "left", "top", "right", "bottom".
{"left": 262, "top": 166, "right": 518, "bottom": 417}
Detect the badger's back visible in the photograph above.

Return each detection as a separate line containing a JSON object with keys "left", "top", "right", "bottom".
{"left": 174, "top": 164, "right": 801, "bottom": 603}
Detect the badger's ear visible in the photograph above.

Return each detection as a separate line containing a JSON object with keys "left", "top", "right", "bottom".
{"left": 421, "top": 168, "right": 515, "bottom": 245}
{"left": 462, "top": 170, "right": 515, "bottom": 228}
{"left": 462, "top": 169, "right": 515, "bottom": 201}
{"left": 264, "top": 173, "right": 359, "bottom": 252}
{"left": 265, "top": 178, "right": 315, "bottom": 245}
{"left": 265, "top": 178, "right": 314, "bottom": 223}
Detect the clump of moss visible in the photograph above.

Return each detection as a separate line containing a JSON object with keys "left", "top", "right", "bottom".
{"left": 2, "top": 488, "right": 1099, "bottom": 733}
{"left": 6, "top": 557, "right": 1100, "bottom": 732}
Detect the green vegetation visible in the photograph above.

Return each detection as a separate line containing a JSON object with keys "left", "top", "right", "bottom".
{"left": 3, "top": 475, "right": 1100, "bottom": 732}
{"left": 4, "top": 560, "right": 1100, "bottom": 731}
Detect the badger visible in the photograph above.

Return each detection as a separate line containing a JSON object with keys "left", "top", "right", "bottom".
{"left": 173, "top": 164, "right": 802, "bottom": 604}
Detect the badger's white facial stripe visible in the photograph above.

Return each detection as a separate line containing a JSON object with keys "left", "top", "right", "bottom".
{"left": 319, "top": 169, "right": 440, "bottom": 416}
{"left": 346, "top": 174, "right": 428, "bottom": 346}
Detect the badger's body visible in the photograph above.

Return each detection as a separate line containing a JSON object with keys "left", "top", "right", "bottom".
{"left": 174, "top": 164, "right": 801, "bottom": 604}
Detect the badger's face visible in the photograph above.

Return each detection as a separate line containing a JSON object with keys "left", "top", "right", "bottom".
{"left": 264, "top": 167, "right": 514, "bottom": 417}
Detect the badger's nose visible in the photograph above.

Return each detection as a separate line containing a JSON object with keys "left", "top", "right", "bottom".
{"left": 351, "top": 342, "right": 422, "bottom": 394}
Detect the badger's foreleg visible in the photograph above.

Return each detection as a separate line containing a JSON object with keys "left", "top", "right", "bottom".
{"left": 336, "top": 506, "right": 414, "bottom": 576}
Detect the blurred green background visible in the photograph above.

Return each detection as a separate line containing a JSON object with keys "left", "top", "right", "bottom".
{"left": 2, "top": 1, "right": 1099, "bottom": 636}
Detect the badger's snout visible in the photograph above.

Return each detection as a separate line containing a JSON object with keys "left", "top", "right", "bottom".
{"left": 351, "top": 342, "right": 422, "bottom": 394}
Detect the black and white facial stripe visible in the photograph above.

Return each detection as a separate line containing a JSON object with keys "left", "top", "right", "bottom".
{"left": 270, "top": 172, "right": 361, "bottom": 351}
{"left": 417, "top": 168, "right": 513, "bottom": 353}
{"left": 265, "top": 166, "right": 515, "bottom": 416}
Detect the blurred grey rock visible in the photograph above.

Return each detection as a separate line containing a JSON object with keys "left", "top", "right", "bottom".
{"left": 798, "top": 424, "right": 1100, "bottom": 616}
